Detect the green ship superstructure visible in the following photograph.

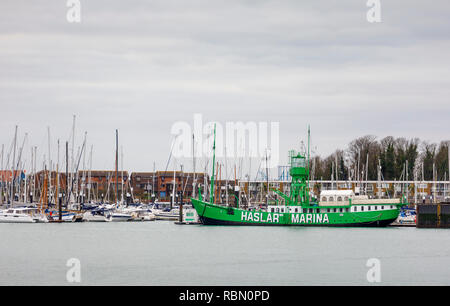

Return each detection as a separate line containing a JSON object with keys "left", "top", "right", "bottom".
{"left": 192, "top": 127, "right": 406, "bottom": 227}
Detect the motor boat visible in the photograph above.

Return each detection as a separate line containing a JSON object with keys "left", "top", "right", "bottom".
{"left": 122, "top": 205, "right": 156, "bottom": 221}
{"left": 154, "top": 207, "right": 180, "bottom": 221}
{"left": 396, "top": 208, "right": 417, "bottom": 225}
{"left": 111, "top": 211, "right": 133, "bottom": 222}
{"left": 82, "top": 208, "right": 113, "bottom": 222}
{"left": 0, "top": 207, "right": 48, "bottom": 223}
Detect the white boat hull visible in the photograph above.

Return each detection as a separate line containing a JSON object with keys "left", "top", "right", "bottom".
{"left": 155, "top": 213, "right": 179, "bottom": 221}
{"left": 0, "top": 215, "right": 35, "bottom": 223}
{"left": 0, "top": 208, "right": 48, "bottom": 223}
{"left": 82, "top": 211, "right": 112, "bottom": 222}
{"left": 111, "top": 213, "right": 132, "bottom": 222}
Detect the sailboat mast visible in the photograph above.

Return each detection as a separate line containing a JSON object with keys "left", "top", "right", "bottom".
{"left": 10, "top": 126, "right": 18, "bottom": 207}
{"left": 121, "top": 146, "right": 124, "bottom": 205}
{"left": 152, "top": 161, "right": 155, "bottom": 202}
{"left": 192, "top": 133, "right": 196, "bottom": 199}
{"left": 33, "top": 146, "right": 37, "bottom": 203}
{"left": 266, "top": 149, "right": 269, "bottom": 206}
{"left": 56, "top": 139, "right": 60, "bottom": 208}
{"left": 70, "top": 115, "right": 76, "bottom": 203}
{"left": 88, "top": 145, "right": 93, "bottom": 203}
{"left": 47, "top": 126, "right": 52, "bottom": 204}
{"left": 172, "top": 164, "right": 176, "bottom": 208}
{"left": 115, "top": 129, "right": 119, "bottom": 205}
{"left": 210, "top": 124, "right": 216, "bottom": 204}
{"left": 82, "top": 132, "right": 87, "bottom": 203}
{"left": 1, "top": 144, "right": 3, "bottom": 205}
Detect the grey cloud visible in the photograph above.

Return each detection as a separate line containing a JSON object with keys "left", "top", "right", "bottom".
{"left": 0, "top": 0, "right": 449, "bottom": 174}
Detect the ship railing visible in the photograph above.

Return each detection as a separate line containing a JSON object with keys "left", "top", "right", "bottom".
{"left": 352, "top": 198, "right": 401, "bottom": 205}
{"left": 318, "top": 201, "right": 350, "bottom": 207}
{"left": 319, "top": 198, "right": 401, "bottom": 207}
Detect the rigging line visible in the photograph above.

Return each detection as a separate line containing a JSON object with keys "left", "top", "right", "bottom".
{"left": 65, "top": 135, "right": 86, "bottom": 207}
{"left": 164, "top": 133, "right": 181, "bottom": 174}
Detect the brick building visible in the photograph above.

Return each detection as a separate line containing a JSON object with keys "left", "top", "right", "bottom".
{"left": 130, "top": 171, "right": 208, "bottom": 203}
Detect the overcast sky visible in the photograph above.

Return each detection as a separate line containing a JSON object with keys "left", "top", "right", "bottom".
{"left": 0, "top": 0, "right": 449, "bottom": 176}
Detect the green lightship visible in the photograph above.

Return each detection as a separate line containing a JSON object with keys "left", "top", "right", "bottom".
{"left": 191, "top": 127, "right": 406, "bottom": 227}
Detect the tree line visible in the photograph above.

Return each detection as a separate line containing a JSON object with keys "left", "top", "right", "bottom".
{"left": 311, "top": 136, "right": 449, "bottom": 181}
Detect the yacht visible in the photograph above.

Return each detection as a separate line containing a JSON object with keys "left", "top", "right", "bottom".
{"left": 0, "top": 207, "right": 48, "bottom": 223}
{"left": 154, "top": 207, "right": 180, "bottom": 221}
{"left": 123, "top": 205, "right": 156, "bottom": 221}
{"left": 111, "top": 211, "right": 133, "bottom": 222}
{"left": 82, "top": 208, "right": 113, "bottom": 222}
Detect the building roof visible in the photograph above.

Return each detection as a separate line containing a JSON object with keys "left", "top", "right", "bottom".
{"left": 320, "top": 190, "right": 355, "bottom": 197}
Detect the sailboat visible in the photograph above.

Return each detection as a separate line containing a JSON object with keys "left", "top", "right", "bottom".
{"left": 191, "top": 126, "right": 407, "bottom": 227}
{"left": 110, "top": 130, "right": 132, "bottom": 222}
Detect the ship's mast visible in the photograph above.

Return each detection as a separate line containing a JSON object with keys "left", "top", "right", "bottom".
{"left": 307, "top": 125, "right": 310, "bottom": 204}
{"left": 192, "top": 134, "right": 196, "bottom": 200}
{"left": 210, "top": 124, "right": 216, "bottom": 204}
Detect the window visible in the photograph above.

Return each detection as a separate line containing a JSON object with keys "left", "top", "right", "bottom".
{"left": 361, "top": 206, "right": 365, "bottom": 211}
{"left": 375, "top": 206, "right": 377, "bottom": 210}
{"left": 322, "top": 197, "right": 327, "bottom": 202}
{"left": 329, "top": 197, "right": 334, "bottom": 202}
{"left": 327, "top": 209, "right": 330, "bottom": 213}
{"left": 337, "top": 196, "right": 343, "bottom": 202}
{"left": 368, "top": 206, "right": 371, "bottom": 211}
{"left": 381, "top": 206, "right": 384, "bottom": 210}
{"left": 333, "top": 208, "right": 337, "bottom": 213}
{"left": 344, "top": 196, "right": 349, "bottom": 201}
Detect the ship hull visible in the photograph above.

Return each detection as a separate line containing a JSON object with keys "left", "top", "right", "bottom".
{"left": 192, "top": 199, "right": 400, "bottom": 227}
{"left": 199, "top": 215, "right": 397, "bottom": 227}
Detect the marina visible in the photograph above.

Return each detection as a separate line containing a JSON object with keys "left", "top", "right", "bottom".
{"left": 0, "top": 123, "right": 448, "bottom": 228}
{"left": 1, "top": 124, "right": 447, "bottom": 287}
{"left": 1, "top": 0, "right": 450, "bottom": 289}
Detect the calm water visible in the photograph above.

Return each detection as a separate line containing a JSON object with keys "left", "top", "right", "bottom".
{"left": 0, "top": 221, "right": 449, "bottom": 286}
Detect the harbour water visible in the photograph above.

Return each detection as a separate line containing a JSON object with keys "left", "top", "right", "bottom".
{"left": 1, "top": 222, "right": 449, "bottom": 286}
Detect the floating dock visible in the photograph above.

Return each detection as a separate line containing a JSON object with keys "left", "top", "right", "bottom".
{"left": 417, "top": 203, "right": 450, "bottom": 228}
